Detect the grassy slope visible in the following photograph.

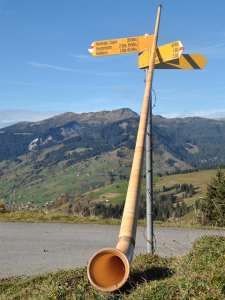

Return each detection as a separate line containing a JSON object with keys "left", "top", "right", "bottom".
{"left": 0, "top": 148, "right": 133, "bottom": 207}
{"left": 1, "top": 142, "right": 223, "bottom": 228}
{"left": 154, "top": 169, "right": 220, "bottom": 207}
{"left": 0, "top": 143, "right": 190, "bottom": 208}
{"left": 86, "top": 168, "right": 220, "bottom": 208}
{"left": 1, "top": 168, "right": 223, "bottom": 226}
{"left": 1, "top": 235, "right": 224, "bottom": 299}
{"left": 88, "top": 176, "right": 159, "bottom": 205}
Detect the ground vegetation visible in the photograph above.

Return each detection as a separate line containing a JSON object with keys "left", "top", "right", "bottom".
{"left": 1, "top": 235, "right": 224, "bottom": 299}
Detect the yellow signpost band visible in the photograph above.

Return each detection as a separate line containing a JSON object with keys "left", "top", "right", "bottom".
{"left": 88, "top": 34, "right": 154, "bottom": 57}
{"left": 138, "top": 41, "right": 184, "bottom": 68}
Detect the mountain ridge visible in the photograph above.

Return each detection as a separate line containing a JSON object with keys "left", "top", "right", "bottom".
{"left": 1, "top": 108, "right": 225, "bottom": 169}
{"left": 2, "top": 108, "right": 139, "bottom": 133}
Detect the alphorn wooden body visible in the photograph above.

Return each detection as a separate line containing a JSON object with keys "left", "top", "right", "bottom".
{"left": 87, "top": 5, "right": 162, "bottom": 292}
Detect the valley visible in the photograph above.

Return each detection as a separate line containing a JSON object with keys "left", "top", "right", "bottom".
{"left": 1, "top": 108, "right": 225, "bottom": 222}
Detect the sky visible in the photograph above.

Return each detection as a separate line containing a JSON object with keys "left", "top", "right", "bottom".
{"left": 1, "top": 0, "right": 225, "bottom": 128}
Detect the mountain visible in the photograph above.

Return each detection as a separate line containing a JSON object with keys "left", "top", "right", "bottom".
{"left": 1, "top": 108, "right": 225, "bottom": 210}
{"left": 153, "top": 116, "right": 225, "bottom": 167}
{"left": 1, "top": 108, "right": 225, "bottom": 168}
{"left": 2, "top": 108, "right": 138, "bottom": 133}
{"left": 0, "top": 108, "right": 139, "bottom": 161}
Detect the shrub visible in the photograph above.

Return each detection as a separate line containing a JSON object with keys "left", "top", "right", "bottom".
{"left": 0, "top": 201, "right": 7, "bottom": 213}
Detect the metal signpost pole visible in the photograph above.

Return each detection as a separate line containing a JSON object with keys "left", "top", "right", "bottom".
{"left": 87, "top": 3, "right": 208, "bottom": 291}
{"left": 145, "top": 68, "right": 154, "bottom": 254}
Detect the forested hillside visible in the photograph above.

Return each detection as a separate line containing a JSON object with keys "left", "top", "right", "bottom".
{"left": 1, "top": 109, "right": 225, "bottom": 168}
{"left": 153, "top": 116, "right": 225, "bottom": 167}
{"left": 1, "top": 108, "right": 225, "bottom": 218}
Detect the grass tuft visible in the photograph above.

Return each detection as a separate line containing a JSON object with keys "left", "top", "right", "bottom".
{"left": 1, "top": 235, "right": 224, "bottom": 299}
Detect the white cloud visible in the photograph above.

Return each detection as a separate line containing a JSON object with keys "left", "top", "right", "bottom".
{"left": 2, "top": 108, "right": 224, "bottom": 129}
{"left": 68, "top": 53, "right": 106, "bottom": 62}
{"left": 27, "top": 62, "right": 78, "bottom": 72}
{"left": 68, "top": 53, "right": 93, "bottom": 60}
{"left": 154, "top": 109, "right": 225, "bottom": 119}
{"left": 186, "top": 43, "right": 225, "bottom": 58}
{"left": 27, "top": 61, "right": 126, "bottom": 77}
{"left": 0, "top": 109, "right": 66, "bottom": 129}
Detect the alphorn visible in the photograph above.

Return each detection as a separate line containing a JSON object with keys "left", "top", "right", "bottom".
{"left": 87, "top": 5, "right": 162, "bottom": 292}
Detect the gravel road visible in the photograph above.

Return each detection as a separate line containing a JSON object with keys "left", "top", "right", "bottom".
{"left": 1, "top": 222, "right": 224, "bottom": 280}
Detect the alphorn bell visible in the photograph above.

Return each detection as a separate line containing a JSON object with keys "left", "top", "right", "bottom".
{"left": 87, "top": 5, "right": 162, "bottom": 292}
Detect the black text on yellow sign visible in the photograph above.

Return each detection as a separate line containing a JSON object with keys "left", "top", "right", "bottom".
{"left": 88, "top": 35, "right": 154, "bottom": 57}
{"left": 138, "top": 41, "right": 184, "bottom": 69}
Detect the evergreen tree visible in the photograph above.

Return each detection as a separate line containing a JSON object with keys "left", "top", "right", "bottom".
{"left": 200, "top": 167, "right": 225, "bottom": 226}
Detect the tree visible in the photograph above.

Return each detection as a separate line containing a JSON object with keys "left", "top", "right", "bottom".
{"left": 200, "top": 167, "right": 225, "bottom": 226}
{"left": 0, "top": 201, "right": 6, "bottom": 213}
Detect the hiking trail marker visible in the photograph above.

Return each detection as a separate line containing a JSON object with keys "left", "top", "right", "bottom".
{"left": 87, "top": 5, "right": 207, "bottom": 262}
{"left": 138, "top": 41, "right": 184, "bottom": 67}
{"left": 154, "top": 54, "right": 207, "bottom": 69}
{"left": 88, "top": 34, "right": 154, "bottom": 57}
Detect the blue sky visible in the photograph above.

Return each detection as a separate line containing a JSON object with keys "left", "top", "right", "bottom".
{"left": 1, "top": 0, "right": 225, "bottom": 128}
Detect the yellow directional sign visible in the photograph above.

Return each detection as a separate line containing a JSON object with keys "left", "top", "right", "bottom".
{"left": 138, "top": 41, "right": 184, "bottom": 69}
{"left": 154, "top": 54, "right": 208, "bottom": 69}
{"left": 88, "top": 34, "right": 154, "bottom": 57}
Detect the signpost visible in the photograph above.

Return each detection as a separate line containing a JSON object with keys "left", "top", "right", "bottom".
{"left": 88, "top": 8, "right": 207, "bottom": 263}
{"left": 154, "top": 54, "right": 207, "bottom": 69}
{"left": 139, "top": 41, "right": 184, "bottom": 68}
{"left": 88, "top": 34, "right": 154, "bottom": 57}
{"left": 139, "top": 53, "right": 207, "bottom": 69}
